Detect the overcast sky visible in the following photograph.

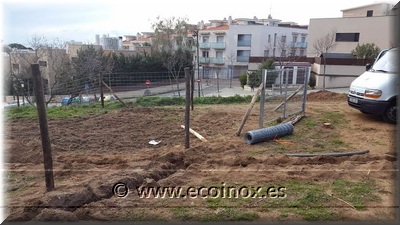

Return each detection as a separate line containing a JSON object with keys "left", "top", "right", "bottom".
{"left": 1, "top": 0, "right": 398, "bottom": 47}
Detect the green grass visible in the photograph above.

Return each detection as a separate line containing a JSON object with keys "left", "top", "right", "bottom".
{"left": 258, "top": 179, "right": 380, "bottom": 220}
{"left": 331, "top": 178, "right": 379, "bottom": 210}
{"left": 4, "top": 102, "right": 127, "bottom": 120}
{"left": 135, "top": 95, "right": 254, "bottom": 107}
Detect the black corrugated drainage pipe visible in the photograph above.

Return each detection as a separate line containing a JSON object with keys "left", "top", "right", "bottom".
{"left": 244, "top": 122, "right": 294, "bottom": 145}
{"left": 286, "top": 150, "right": 370, "bottom": 157}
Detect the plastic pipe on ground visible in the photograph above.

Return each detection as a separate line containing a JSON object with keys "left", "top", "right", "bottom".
{"left": 286, "top": 150, "right": 369, "bottom": 157}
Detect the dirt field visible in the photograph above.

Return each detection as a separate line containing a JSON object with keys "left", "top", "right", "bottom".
{"left": 3, "top": 91, "right": 398, "bottom": 222}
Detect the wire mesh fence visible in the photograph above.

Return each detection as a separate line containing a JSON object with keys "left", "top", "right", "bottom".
{"left": 258, "top": 67, "right": 310, "bottom": 127}
{"left": 7, "top": 69, "right": 249, "bottom": 105}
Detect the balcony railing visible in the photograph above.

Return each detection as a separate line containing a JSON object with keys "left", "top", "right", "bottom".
{"left": 292, "top": 42, "right": 307, "bottom": 48}
{"left": 211, "top": 42, "right": 226, "bottom": 49}
{"left": 211, "top": 58, "right": 225, "bottom": 64}
{"left": 199, "top": 57, "right": 225, "bottom": 64}
{"left": 199, "top": 42, "right": 211, "bottom": 49}
{"left": 199, "top": 57, "right": 211, "bottom": 64}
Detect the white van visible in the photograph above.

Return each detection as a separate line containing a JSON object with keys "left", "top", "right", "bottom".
{"left": 348, "top": 47, "right": 398, "bottom": 123}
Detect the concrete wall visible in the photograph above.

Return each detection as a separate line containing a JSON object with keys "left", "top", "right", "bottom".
{"left": 312, "top": 63, "right": 368, "bottom": 88}
{"left": 342, "top": 4, "right": 393, "bottom": 17}
{"left": 307, "top": 16, "right": 396, "bottom": 57}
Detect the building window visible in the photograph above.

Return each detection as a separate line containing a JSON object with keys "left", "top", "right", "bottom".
{"left": 291, "top": 49, "right": 296, "bottom": 56}
{"left": 264, "top": 50, "right": 270, "bottom": 57}
{"left": 335, "top": 33, "right": 360, "bottom": 42}
{"left": 236, "top": 50, "right": 250, "bottom": 62}
{"left": 202, "top": 36, "right": 209, "bottom": 43}
{"left": 216, "top": 36, "right": 224, "bottom": 43}
{"left": 281, "top": 50, "right": 287, "bottom": 57}
{"left": 237, "top": 34, "right": 251, "bottom": 47}
{"left": 202, "top": 51, "right": 209, "bottom": 58}
{"left": 299, "top": 49, "right": 305, "bottom": 56}
{"left": 367, "top": 10, "right": 373, "bottom": 17}
{"left": 281, "top": 35, "right": 287, "bottom": 43}
{"left": 39, "top": 61, "right": 47, "bottom": 67}
{"left": 292, "top": 35, "right": 297, "bottom": 43}
{"left": 216, "top": 51, "right": 223, "bottom": 59}
{"left": 301, "top": 36, "right": 306, "bottom": 43}
{"left": 268, "top": 34, "right": 271, "bottom": 43}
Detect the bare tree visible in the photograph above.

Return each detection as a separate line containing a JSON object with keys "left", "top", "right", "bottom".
{"left": 311, "top": 28, "right": 338, "bottom": 90}
{"left": 151, "top": 17, "right": 193, "bottom": 96}
{"left": 225, "top": 52, "right": 236, "bottom": 88}
{"left": 265, "top": 34, "right": 304, "bottom": 93}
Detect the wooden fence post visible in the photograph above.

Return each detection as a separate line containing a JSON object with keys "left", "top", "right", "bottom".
{"left": 31, "top": 64, "right": 54, "bottom": 191}
{"left": 184, "top": 67, "right": 191, "bottom": 149}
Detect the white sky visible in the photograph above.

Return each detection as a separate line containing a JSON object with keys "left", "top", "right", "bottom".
{"left": 0, "top": 0, "right": 398, "bottom": 47}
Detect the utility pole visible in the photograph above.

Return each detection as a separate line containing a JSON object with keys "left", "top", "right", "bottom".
{"left": 193, "top": 30, "right": 201, "bottom": 98}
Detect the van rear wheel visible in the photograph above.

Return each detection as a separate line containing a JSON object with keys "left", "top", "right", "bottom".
{"left": 382, "top": 102, "right": 397, "bottom": 124}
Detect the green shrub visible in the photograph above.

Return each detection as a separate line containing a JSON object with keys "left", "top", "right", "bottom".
{"left": 239, "top": 73, "right": 248, "bottom": 89}
{"left": 308, "top": 73, "right": 316, "bottom": 89}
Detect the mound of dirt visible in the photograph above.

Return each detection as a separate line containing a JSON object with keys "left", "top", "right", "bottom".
{"left": 307, "top": 90, "right": 347, "bottom": 101}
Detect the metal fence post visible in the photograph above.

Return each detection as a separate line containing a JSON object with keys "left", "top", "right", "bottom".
{"left": 283, "top": 69, "right": 289, "bottom": 119}
{"left": 259, "top": 69, "right": 267, "bottom": 128}
{"left": 301, "top": 67, "right": 310, "bottom": 115}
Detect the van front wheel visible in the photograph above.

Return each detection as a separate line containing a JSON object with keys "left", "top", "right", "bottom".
{"left": 382, "top": 102, "right": 397, "bottom": 124}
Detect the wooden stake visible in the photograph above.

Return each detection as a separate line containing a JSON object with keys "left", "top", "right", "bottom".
{"left": 101, "top": 80, "right": 129, "bottom": 108}
{"left": 181, "top": 125, "right": 208, "bottom": 142}
{"left": 236, "top": 83, "right": 263, "bottom": 136}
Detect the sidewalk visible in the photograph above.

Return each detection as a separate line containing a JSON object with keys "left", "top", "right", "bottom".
{"left": 203, "top": 85, "right": 350, "bottom": 97}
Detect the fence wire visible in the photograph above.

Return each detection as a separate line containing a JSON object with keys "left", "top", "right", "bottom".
{"left": 259, "top": 67, "right": 310, "bottom": 127}
{"left": 9, "top": 69, "right": 247, "bottom": 105}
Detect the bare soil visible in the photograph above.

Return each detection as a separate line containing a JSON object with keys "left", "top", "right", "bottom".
{"left": 3, "top": 90, "right": 397, "bottom": 222}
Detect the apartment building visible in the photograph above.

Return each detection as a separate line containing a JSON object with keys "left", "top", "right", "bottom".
{"left": 194, "top": 15, "right": 308, "bottom": 79}
{"left": 6, "top": 48, "right": 69, "bottom": 93}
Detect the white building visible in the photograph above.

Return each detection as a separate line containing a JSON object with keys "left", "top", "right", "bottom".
{"left": 195, "top": 15, "right": 308, "bottom": 79}
{"left": 98, "top": 34, "right": 122, "bottom": 50}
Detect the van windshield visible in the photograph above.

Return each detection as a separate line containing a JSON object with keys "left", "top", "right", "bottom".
{"left": 371, "top": 48, "right": 398, "bottom": 73}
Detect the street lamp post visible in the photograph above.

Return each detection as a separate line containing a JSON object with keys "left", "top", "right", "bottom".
{"left": 193, "top": 30, "right": 201, "bottom": 98}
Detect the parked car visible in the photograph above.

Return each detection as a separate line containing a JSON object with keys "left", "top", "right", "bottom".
{"left": 61, "top": 96, "right": 91, "bottom": 106}
{"left": 3, "top": 99, "right": 29, "bottom": 109}
{"left": 347, "top": 47, "right": 398, "bottom": 123}
{"left": 98, "top": 95, "right": 116, "bottom": 102}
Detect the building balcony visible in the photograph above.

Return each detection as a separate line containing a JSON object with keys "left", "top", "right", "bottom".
{"left": 199, "top": 57, "right": 211, "bottom": 64}
{"left": 199, "top": 42, "right": 211, "bottom": 49}
{"left": 211, "top": 58, "right": 225, "bottom": 64}
{"left": 292, "top": 42, "right": 307, "bottom": 48}
{"left": 211, "top": 42, "right": 226, "bottom": 49}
